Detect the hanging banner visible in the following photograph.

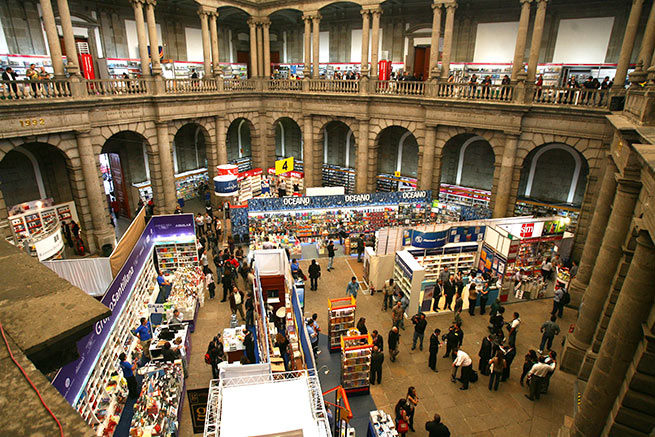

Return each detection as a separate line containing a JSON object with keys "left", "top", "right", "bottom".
{"left": 275, "top": 156, "right": 294, "bottom": 175}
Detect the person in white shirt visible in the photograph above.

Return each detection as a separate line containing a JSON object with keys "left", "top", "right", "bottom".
{"left": 170, "top": 309, "right": 184, "bottom": 324}
{"left": 451, "top": 347, "right": 473, "bottom": 390}
{"left": 508, "top": 312, "right": 521, "bottom": 347}
{"left": 525, "top": 357, "right": 556, "bottom": 401}
{"left": 262, "top": 236, "right": 275, "bottom": 249}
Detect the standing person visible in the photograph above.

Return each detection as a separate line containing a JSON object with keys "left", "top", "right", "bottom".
{"left": 230, "top": 286, "right": 245, "bottom": 320}
{"left": 195, "top": 213, "right": 205, "bottom": 236}
{"left": 520, "top": 349, "right": 539, "bottom": 386}
{"left": 346, "top": 276, "right": 359, "bottom": 298}
{"left": 133, "top": 317, "right": 153, "bottom": 359}
{"left": 438, "top": 266, "right": 450, "bottom": 285}
{"left": 370, "top": 345, "right": 384, "bottom": 385}
{"left": 453, "top": 292, "right": 463, "bottom": 320}
{"left": 442, "top": 275, "right": 456, "bottom": 311}
{"left": 507, "top": 312, "right": 521, "bottom": 348}
{"left": 388, "top": 326, "right": 400, "bottom": 362}
{"left": 245, "top": 266, "right": 256, "bottom": 291}
{"left": 400, "top": 293, "right": 409, "bottom": 330}
{"left": 119, "top": 353, "right": 139, "bottom": 398}
{"left": 62, "top": 220, "right": 73, "bottom": 248}
{"left": 405, "top": 387, "right": 419, "bottom": 432}
{"left": 205, "top": 268, "right": 215, "bottom": 299}
{"left": 156, "top": 272, "right": 170, "bottom": 295}
{"left": 221, "top": 266, "right": 233, "bottom": 302}
{"left": 71, "top": 220, "right": 80, "bottom": 240}
{"left": 467, "top": 279, "right": 478, "bottom": 316}
{"left": 356, "top": 234, "right": 365, "bottom": 262}
{"left": 215, "top": 216, "right": 223, "bottom": 241}
{"left": 500, "top": 345, "right": 516, "bottom": 382}
{"left": 307, "top": 319, "right": 320, "bottom": 354}
{"left": 245, "top": 291, "right": 254, "bottom": 327}
{"left": 356, "top": 317, "right": 368, "bottom": 335}
{"left": 428, "top": 328, "right": 441, "bottom": 372}
{"left": 488, "top": 350, "right": 506, "bottom": 391}
{"left": 392, "top": 301, "right": 404, "bottom": 329}
{"left": 452, "top": 346, "right": 473, "bottom": 390}
{"left": 539, "top": 315, "right": 560, "bottom": 353}
{"left": 327, "top": 240, "right": 335, "bottom": 271}
{"left": 525, "top": 357, "right": 556, "bottom": 401}
{"left": 479, "top": 278, "right": 490, "bottom": 315}
{"left": 308, "top": 259, "right": 321, "bottom": 291}
{"left": 411, "top": 313, "right": 428, "bottom": 351}
{"left": 395, "top": 402, "right": 410, "bottom": 437}
{"left": 552, "top": 285, "right": 565, "bottom": 318}
{"left": 243, "top": 329, "right": 255, "bottom": 363}
{"left": 425, "top": 414, "right": 450, "bottom": 437}
{"left": 478, "top": 334, "right": 494, "bottom": 376}
{"left": 2, "top": 67, "right": 19, "bottom": 98}
{"left": 382, "top": 278, "right": 396, "bottom": 311}
{"left": 371, "top": 329, "right": 384, "bottom": 351}
{"left": 443, "top": 324, "right": 463, "bottom": 359}
{"left": 26, "top": 63, "right": 39, "bottom": 95}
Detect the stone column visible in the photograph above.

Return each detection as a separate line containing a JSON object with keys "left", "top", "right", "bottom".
{"left": 638, "top": 0, "right": 655, "bottom": 69}
{"left": 561, "top": 177, "right": 640, "bottom": 374}
{"left": 420, "top": 125, "right": 437, "bottom": 190}
{"left": 360, "top": 10, "right": 371, "bottom": 76}
{"left": 156, "top": 122, "right": 177, "bottom": 211}
{"left": 526, "top": 0, "right": 547, "bottom": 82}
{"left": 567, "top": 157, "right": 618, "bottom": 308}
{"left": 429, "top": 3, "right": 443, "bottom": 80}
{"left": 131, "top": 0, "right": 151, "bottom": 76}
{"left": 572, "top": 230, "right": 655, "bottom": 437}
{"left": 440, "top": 2, "right": 457, "bottom": 80}
{"left": 263, "top": 19, "right": 271, "bottom": 78}
{"left": 256, "top": 24, "right": 264, "bottom": 78}
{"left": 145, "top": 0, "right": 162, "bottom": 75}
{"left": 370, "top": 8, "right": 382, "bottom": 79}
{"left": 492, "top": 134, "right": 519, "bottom": 217}
{"left": 615, "top": 0, "right": 646, "bottom": 90}
{"left": 303, "top": 15, "right": 312, "bottom": 78}
{"left": 76, "top": 131, "right": 115, "bottom": 253}
{"left": 216, "top": 116, "right": 227, "bottom": 165}
{"left": 209, "top": 12, "right": 220, "bottom": 76}
{"left": 312, "top": 14, "right": 321, "bottom": 79}
{"left": 198, "top": 9, "right": 212, "bottom": 78}
{"left": 56, "top": 0, "right": 80, "bottom": 75}
{"left": 303, "top": 116, "right": 315, "bottom": 187}
{"left": 39, "top": 0, "right": 65, "bottom": 77}
{"left": 356, "top": 118, "right": 369, "bottom": 193}
{"left": 511, "top": 0, "right": 532, "bottom": 81}
{"left": 248, "top": 18, "right": 258, "bottom": 78}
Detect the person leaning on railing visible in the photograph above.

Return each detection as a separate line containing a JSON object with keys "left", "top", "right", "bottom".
{"left": 38, "top": 67, "right": 50, "bottom": 96}
{"left": 1, "top": 67, "right": 19, "bottom": 99}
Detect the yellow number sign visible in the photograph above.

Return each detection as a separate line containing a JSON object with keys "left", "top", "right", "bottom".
{"left": 275, "top": 157, "right": 294, "bottom": 175}
{"left": 394, "top": 171, "right": 401, "bottom": 178}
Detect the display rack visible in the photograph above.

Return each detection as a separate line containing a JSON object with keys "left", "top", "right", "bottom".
{"left": 328, "top": 297, "right": 356, "bottom": 352}
{"left": 322, "top": 164, "right": 356, "bottom": 194}
{"left": 166, "top": 266, "right": 204, "bottom": 330}
{"left": 340, "top": 332, "right": 372, "bottom": 394}
{"left": 75, "top": 258, "right": 158, "bottom": 434}
{"left": 238, "top": 168, "right": 264, "bottom": 203}
{"left": 513, "top": 199, "right": 579, "bottom": 234}
{"left": 231, "top": 157, "right": 252, "bottom": 173}
{"left": 393, "top": 250, "right": 425, "bottom": 317}
{"left": 155, "top": 240, "right": 198, "bottom": 275}
{"left": 555, "top": 266, "right": 571, "bottom": 289}
{"left": 133, "top": 181, "right": 153, "bottom": 202}
{"left": 9, "top": 200, "right": 78, "bottom": 245}
{"left": 175, "top": 168, "right": 209, "bottom": 201}
{"left": 439, "top": 184, "right": 491, "bottom": 209}
{"left": 376, "top": 173, "right": 417, "bottom": 192}
{"left": 410, "top": 244, "right": 478, "bottom": 282}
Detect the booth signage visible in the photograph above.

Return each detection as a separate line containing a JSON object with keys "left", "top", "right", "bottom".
{"left": 51, "top": 214, "right": 196, "bottom": 404}
{"left": 403, "top": 225, "right": 485, "bottom": 249}
{"left": 499, "top": 222, "right": 545, "bottom": 239}
{"left": 34, "top": 229, "right": 64, "bottom": 261}
{"left": 275, "top": 156, "right": 294, "bottom": 175}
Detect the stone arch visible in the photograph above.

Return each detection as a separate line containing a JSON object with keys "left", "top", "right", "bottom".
{"left": 172, "top": 123, "right": 211, "bottom": 175}
{"left": 226, "top": 116, "right": 256, "bottom": 164}
{"left": 517, "top": 143, "right": 590, "bottom": 206}
{"left": 96, "top": 122, "right": 156, "bottom": 154}
{"left": 320, "top": 120, "right": 356, "bottom": 169}
{"left": 273, "top": 116, "right": 303, "bottom": 160}
{"left": 374, "top": 125, "right": 420, "bottom": 179}
{"left": 316, "top": 0, "right": 364, "bottom": 12}
{"left": 216, "top": 3, "right": 257, "bottom": 18}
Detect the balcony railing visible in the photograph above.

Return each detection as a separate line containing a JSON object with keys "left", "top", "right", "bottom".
{"left": 531, "top": 86, "right": 609, "bottom": 107}
{"left": 0, "top": 77, "right": 621, "bottom": 113}
{"left": 0, "top": 79, "right": 71, "bottom": 100}
{"left": 86, "top": 78, "right": 149, "bottom": 96}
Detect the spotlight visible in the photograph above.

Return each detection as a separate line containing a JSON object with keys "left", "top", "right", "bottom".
{"left": 317, "top": 365, "right": 330, "bottom": 375}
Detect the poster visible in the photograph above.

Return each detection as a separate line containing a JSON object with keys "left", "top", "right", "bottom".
{"left": 421, "top": 285, "right": 435, "bottom": 312}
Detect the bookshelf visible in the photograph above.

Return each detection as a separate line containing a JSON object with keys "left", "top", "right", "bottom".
{"left": 155, "top": 241, "right": 198, "bottom": 275}
{"left": 341, "top": 333, "right": 372, "bottom": 394}
{"left": 328, "top": 297, "right": 356, "bottom": 352}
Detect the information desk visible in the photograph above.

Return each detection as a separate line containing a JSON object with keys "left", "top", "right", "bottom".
{"left": 149, "top": 323, "right": 190, "bottom": 361}
{"left": 223, "top": 325, "right": 246, "bottom": 363}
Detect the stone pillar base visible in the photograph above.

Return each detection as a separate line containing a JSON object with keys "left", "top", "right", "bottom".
{"left": 577, "top": 350, "right": 597, "bottom": 382}
{"left": 560, "top": 335, "right": 590, "bottom": 375}
{"left": 152, "top": 75, "right": 165, "bottom": 95}
{"left": 568, "top": 277, "right": 587, "bottom": 309}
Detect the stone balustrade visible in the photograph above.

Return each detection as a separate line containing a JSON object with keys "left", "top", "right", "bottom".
{"left": 0, "top": 77, "right": 625, "bottom": 112}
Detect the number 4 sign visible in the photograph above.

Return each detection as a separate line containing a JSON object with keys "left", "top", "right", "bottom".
{"left": 275, "top": 157, "right": 294, "bottom": 175}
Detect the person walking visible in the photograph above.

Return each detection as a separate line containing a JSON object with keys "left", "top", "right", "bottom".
{"left": 425, "top": 413, "right": 450, "bottom": 437}
{"left": 507, "top": 312, "right": 521, "bottom": 348}
{"left": 525, "top": 357, "right": 556, "bottom": 401}
{"left": 388, "top": 326, "right": 400, "bottom": 362}
{"left": 443, "top": 324, "right": 463, "bottom": 359}
{"left": 478, "top": 334, "right": 494, "bottom": 376}
{"left": 308, "top": 259, "right": 321, "bottom": 291}
{"left": 370, "top": 345, "right": 384, "bottom": 385}
{"left": 382, "top": 278, "right": 396, "bottom": 311}
{"left": 520, "top": 349, "right": 539, "bottom": 386}
{"left": 327, "top": 240, "right": 335, "bottom": 271}
{"left": 539, "top": 315, "right": 560, "bottom": 353}
{"left": 392, "top": 301, "right": 404, "bottom": 329}
{"left": 205, "top": 268, "right": 216, "bottom": 299}
{"left": 356, "top": 234, "right": 365, "bottom": 262}
{"left": 346, "top": 276, "right": 359, "bottom": 298}
{"left": 551, "top": 285, "right": 565, "bottom": 318}
{"left": 428, "top": 328, "right": 441, "bottom": 372}
{"left": 488, "top": 350, "right": 506, "bottom": 391}
{"left": 411, "top": 313, "right": 428, "bottom": 351}
{"left": 452, "top": 346, "right": 473, "bottom": 390}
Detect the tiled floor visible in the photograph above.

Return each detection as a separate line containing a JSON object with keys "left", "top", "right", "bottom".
{"left": 180, "top": 251, "right": 575, "bottom": 436}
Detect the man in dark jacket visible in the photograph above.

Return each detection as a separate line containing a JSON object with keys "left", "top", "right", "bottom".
{"left": 428, "top": 328, "right": 441, "bottom": 372}
{"left": 371, "top": 329, "right": 384, "bottom": 352}
{"left": 442, "top": 275, "right": 456, "bottom": 311}
{"left": 425, "top": 414, "right": 450, "bottom": 437}
{"left": 478, "top": 334, "right": 494, "bottom": 375}
{"left": 370, "top": 346, "right": 384, "bottom": 385}
{"left": 243, "top": 329, "right": 255, "bottom": 363}
{"left": 308, "top": 259, "right": 321, "bottom": 290}
{"left": 221, "top": 268, "right": 233, "bottom": 302}
{"left": 327, "top": 240, "right": 335, "bottom": 271}
{"left": 411, "top": 313, "right": 428, "bottom": 351}
{"left": 388, "top": 326, "right": 400, "bottom": 362}
{"left": 443, "top": 324, "right": 463, "bottom": 358}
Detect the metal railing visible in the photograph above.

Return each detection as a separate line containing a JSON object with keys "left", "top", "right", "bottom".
{"left": 308, "top": 79, "right": 359, "bottom": 93}
{"left": 531, "top": 86, "right": 609, "bottom": 107}
{"left": 374, "top": 80, "right": 425, "bottom": 96}
{"left": 165, "top": 78, "right": 219, "bottom": 93}
{"left": 85, "top": 78, "right": 148, "bottom": 96}
{"left": 437, "top": 82, "right": 514, "bottom": 101}
{"left": 0, "top": 79, "right": 71, "bottom": 100}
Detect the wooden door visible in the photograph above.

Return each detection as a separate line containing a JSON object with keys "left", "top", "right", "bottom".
{"left": 413, "top": 47, "right": 430, "bottom": 81}
{"left": 237, "top": 51, "right": 251, "bottom": 77}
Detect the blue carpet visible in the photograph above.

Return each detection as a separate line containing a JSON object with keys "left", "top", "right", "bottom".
{"left": 315, "top": 334, "right": 377, "bottom": 435}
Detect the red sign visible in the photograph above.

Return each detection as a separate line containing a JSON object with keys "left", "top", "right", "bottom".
{"left": 520, "top": 223, "right": 535, "bottom": 238}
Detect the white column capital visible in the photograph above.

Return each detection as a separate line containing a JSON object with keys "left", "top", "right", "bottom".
{"left": 360, "top": 9, "right": 371, "bottom": 17}
{"left": 198, "top": 9, "right": 211, "bottom": 18}
{"left": 260, "top": 17, "right": 272, "bottom": 27}
{"left": 431, "top": 3, "right": 443, "bottom": 10}
{"left": 247, "top": 17, "right": 258, "bottom": 27}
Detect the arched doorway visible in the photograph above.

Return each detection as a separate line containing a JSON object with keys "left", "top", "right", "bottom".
{"left": 440, "top": 133, "right": 495, "bottom": 210}
{"left": 173, "top": 123, "right": 210, "bottom": 204}
{"left": 101, "top": 131, "right": 153, "bottom": 220}
{"left": 217, "top": 6, "right": 256, "bottom": 78}
{"left": 268, "top": 9, "right": 304, "bottom": 75}
{"left": 275, "top": 117, "right": 302, "bottom": 160}
{"left": 375, "top": 126, "right": 419, "bottom": 192}
{"left": 516, "top": 143, "right": 589, "bottom": 230}
{"left": 321, "top": 120, "right": 356, "bottom": 193}
{"left": 227, "top": 118, "right": 254, "bottom": 171}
